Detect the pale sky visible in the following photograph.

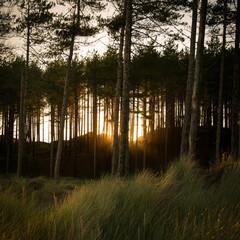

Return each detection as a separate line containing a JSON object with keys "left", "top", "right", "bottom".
{"left": 3, "top": 1, "right": 193, "bottom": 62}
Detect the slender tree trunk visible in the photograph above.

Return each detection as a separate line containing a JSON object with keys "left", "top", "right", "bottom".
{"left": 161, "top": 94, "right": 164, "bottom": 128}
{"left": 102, "top": 98, "right": 106, "bottom": 134}
{"left": 231, "top": 0, "right": 240, "bottom": 160}
{"left": 50, "top": 104, "right": 55, "bottom": 177}
{"left": 106, "top": 97, "right": 109, "bottom": 136}
{"left": 54, "top": 0, "right": 79, "bottom": 182}
{"left": 224, "top": 99, "right": 227, "bottom": 128}
{"left": 37, "top": 109, "right": 40, "bottom": 142}
{"left": 93, "top": 94, "right": 97, "bottom": 178}
{"left": 118, "top": 0, "right": 132, "bottom": 177}
{"left": 55, "top": 55, "right": 73, "bottom": 181}
{"left": 135, "top": 87, "right": 139, "bottom": 171}
{"left": 111, "top": 98, "right": 114, "bottom": 139}
{"left": 74, "top": 82, "right": 78, "bottom": 177}
{"left": 87, "top": 90, "right": 90, "bottom": 151}
{"left": 111, "top": 18, "right": 124, "bottom": 175}
{"left": 165, "top": 90, "right": 169, "bottom": 168}
{"left": 83, "top": 91, "right": 86, "bottom": 137}
{"left": 188, "top": 0, "right": 208, "bottom": 161}
{"left": 149, "top": 94, "right": 155, "bottom": 139}
{"left": 143, "top": 94, "right": 147, "bottom": 170}
{"left": 170, "top": 94, "right": 175, "bottom": 129}
{"left": 6, "top": 107, "right": 9, "bottom": 174}
{"left": 216, "top": 0, "right": 227, "bottom": 163}
{"left": 98, "top": 96, "right": 101, "bottom": 134}
{"left": 6, "top": 105, "right": 14, "bottom": 174}
{"left": 42, "top": 110, "right": 44, "bottom": 142}
{"left": 17, "top": 0, "right": 31, "bottom": 177}
{"left": 80, "top": 94, "right": 83, "bottom": 137}
{"left": 180, "top": 0, "right": 198, "bottom": 157}
{"left": 17, "top": 61, "right": 27, "bottom": 177}
{"left": 28, "top": 111, "right": 32, "bottom": 162}
{"left": 131, "top": 91, "right": 135, "bottom": 143}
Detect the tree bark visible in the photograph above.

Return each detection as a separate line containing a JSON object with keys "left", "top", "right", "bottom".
{"left": 54, "top": 0, "right": 80, "bottom": 182}
{"left": 216, "top": 0, "right": 227, "bottom": 163}
{"left": 143, "top": 92, "right": 147, "bottom": 170}
{"left": 17, "top": 61, "right": 27, "bottom": 177}
{"left": 93, "top": 94, "right": 97, "bottom": 178}
{"left": 165, "top": 90, "right": 169, "bottom": 168}
{"left": 6, "top": 105, "right": 14, "bottom": 174}
{"left": 74, "top": 80, "right": 78, "bottom": 177}
{"left": 17, "top": 0, "right": 31, "bottom": 177}
{"left": 50, "top": 104, "right": 55, "bottom": 177}
{"left": 231, "top": 0, "right": 240, "bottom": 160}
{"left": 188, "top": 0, "right": 208, "bottom": 161}
{"left": 180, "top": 0, "right": 198, "bottom": 157}
{"left": 135, "top": 87, "right": 139, "bottom": 171}
{"left": 118, "top": 0, "right": 132, "bottom": 177}
{"left": 111, "top": 23, "right": 124, "bottom": 174}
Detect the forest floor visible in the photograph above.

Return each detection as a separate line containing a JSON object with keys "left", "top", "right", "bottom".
{"left": 0, "top": 157, "right": 240, "bottom": 240}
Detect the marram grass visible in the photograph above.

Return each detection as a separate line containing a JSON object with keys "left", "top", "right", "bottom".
{"left": 1, "top": 158, "right": 240, "bottom": 240}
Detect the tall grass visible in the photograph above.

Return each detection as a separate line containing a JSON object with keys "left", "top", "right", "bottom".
{"left": 1, "top": 158, "right": 240, "bottom": 239}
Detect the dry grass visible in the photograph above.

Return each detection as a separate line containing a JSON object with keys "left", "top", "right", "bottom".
{"left": 0, "top": 158, "right": 240, "bottom": 239}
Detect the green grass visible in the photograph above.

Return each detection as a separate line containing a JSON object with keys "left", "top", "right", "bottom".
{"left": 1, "top": 158, "right": 240, "bottom": 239}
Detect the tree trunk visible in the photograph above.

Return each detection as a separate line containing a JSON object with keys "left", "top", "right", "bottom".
{"left": 111, "top": 98, "right": 114, "bottom": 139}
{"left": 6, "top": 107, "right": 9, "bottom": 174}
{"left": 130, "top": 91, "right": 135, "bottom": 143}
{"left": 135, "top": 87, "right": 139, "bottom": 171}
{"left": 54, "top": 0, "right": 79, "bottom": 182}
{"left": 50, "top": 104, "right": 55, "bottom": 177}
{"left": 224, "top": 99, "right": 227, "bottom": 128}
{"left": 118, "top": 0, "right": 132, "bottom": 177}
{"left": 74, "top": 81, "right": 78, "bottom": 177}
{"left": 17, "top": 61, "right": 27, "bottom": 177}
{"left": 37, "top": 109, "right": 40, "bottom": 142}
{"left": 165, "top": 90, "right": 169, "bottom": 168}
{"left": 149, "top": 94, "right": 155, "bottom": 139}
{"left": 180, "top": 0, "right": 198, "bottom": 157}
{"left": 111, "top": 12, "right": 125, "bottom": 175}
{"left": 17, "top": 0, "right": 31, "bottom": 177}
{"left": 42, "top": 110, "right": 44, "bottom": 142}
{"left": 231, "top": 0, "right": 240, "bottom": 160}
{"left": 93, "top": 94, "right": 97, "bottom": 178}
{"left": 216, "top": 0, "right": 227, "bottom": 163}
{"left": 6, "top": 105, "right": 14, "bottom": 174}
{"left": 188, "top": 0, "right": 208, "bottom": 161}
{"left": 143, "top": 94, "right": 147, "bottom": 170}
{"left": 87, "top": 89, "right": 90, "bottom": 151}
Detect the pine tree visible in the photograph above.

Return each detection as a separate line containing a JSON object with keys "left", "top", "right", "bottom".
{"left": 15, "top": 0, "right": 53, "bottom": 177}
{"left": 54, "top": 0, "right": 105, "bottom": 182}
{"left": 216, "top": 0, "right": 228, "bottom": 163}
{"left": 231, "top": 0, "right": 240, "bottom": 160}
{"left": 180, "top": 0, "right": 198, "bottom": 157}
{"left": 118, "top": 0, "right": 132, "bottom": 177}
{"left": 188, "top": 0, "right": 208, "bottom": 161}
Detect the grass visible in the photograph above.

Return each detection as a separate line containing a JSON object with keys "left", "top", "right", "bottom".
{"left": 0, "top": 158, "right": 240, "bottom": 239}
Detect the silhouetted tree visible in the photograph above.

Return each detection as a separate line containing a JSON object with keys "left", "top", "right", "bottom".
{"left": 188, "top": 0, "right": 208, "bottom": 161}
{"left": 180, "top": 0, "right": 198, "bottom": 157}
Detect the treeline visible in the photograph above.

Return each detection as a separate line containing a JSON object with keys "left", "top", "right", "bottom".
{"left": 0, "top": 0, "right": 239, "bottom": 179}
{"left": 0, "top": 40, "right": 235, "bottom": 177}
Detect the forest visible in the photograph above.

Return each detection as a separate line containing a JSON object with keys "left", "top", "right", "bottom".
{"left": 0, "top": 0, "right": 240, "bottom": 239}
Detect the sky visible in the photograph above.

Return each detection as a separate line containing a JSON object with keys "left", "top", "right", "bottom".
{"left": 2, "top": 0, "right": 194, "bottom": 63}
{"left": 3, "top": 1, "right": 115, "bottom": 62}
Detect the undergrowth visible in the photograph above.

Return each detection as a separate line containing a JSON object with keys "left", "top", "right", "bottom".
{"left": 0, "top": 158, "right": 240, "bottom": 240}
